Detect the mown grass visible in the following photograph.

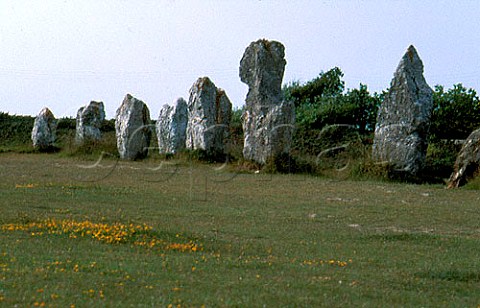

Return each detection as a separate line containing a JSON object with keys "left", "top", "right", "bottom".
{"left": 1, "top": 153, "right": 480, "bottom": 306}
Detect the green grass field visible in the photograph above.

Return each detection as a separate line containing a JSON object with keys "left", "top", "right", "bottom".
{"left": 1, "top": 153, "right": 480, "bottom": 307}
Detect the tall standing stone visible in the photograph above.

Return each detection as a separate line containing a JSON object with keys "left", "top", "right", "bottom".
{"left": 185, "top": 77, "right": 232, "bottom": 156}
{"left": 115, "top": 94, "right": 152, "bottom": 160}
{"left": 240, "top": 39, "right": 295, "bottom": 164}
{"left": 75, "top": 101, "right": 105, "bottom": 144}
{"left": 447, "top": 128, "right": 480, "bottom": 188}
{"left": 372, "top": 45, "right": 433, "bottom": 175}
{"left": 31, "top": 107, "right": 57, "bottom": 151}
{"left": 156, "top": 98, "right": 188, "bottom": 154}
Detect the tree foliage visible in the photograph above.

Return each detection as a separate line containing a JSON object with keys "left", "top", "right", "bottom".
{"left": 430, "top": 84, "right": 480, "bottom": 141}
{"left": 288, "top": 67, "right": 344, "bottom": 105}
{"left": 0, "top": 112, "right": 34, "bottom": 147}
{"left": 284, "top": 67, "right": 381, "bottom": 134}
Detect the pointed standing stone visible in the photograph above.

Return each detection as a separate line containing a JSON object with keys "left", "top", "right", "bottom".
{"left": 75, "top": 101, "right": 105, "bottom": 144}
{"left": 31, "top": 107, "right": 57, "bottom": 150}
{"left": 372, "top": 45, "right": 433, "bottom": 175}
{"left": 185, "top": 77, "right": 232, "bottom": 157}
{"left": 156, "top": 98, "right": 188, "bottom": 154}
{"left": 115, "top": 94, "right": 152, "bottom": 160}
{"left": 447, "top": 128, "right": 480, "bottom": 188}
{"left": 240, "top": 39, "right": 295, "bottom": 164}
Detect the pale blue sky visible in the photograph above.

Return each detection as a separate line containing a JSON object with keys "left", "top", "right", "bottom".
{"left": 1, "top": 0, "right": 479, "bottom": 118}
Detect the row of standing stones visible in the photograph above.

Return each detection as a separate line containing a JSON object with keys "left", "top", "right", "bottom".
{"left": 30, "top": 40, "right": 480, "bottom": 188}
{"left": 31, "top": 39, "right": 294, "bottom": 164}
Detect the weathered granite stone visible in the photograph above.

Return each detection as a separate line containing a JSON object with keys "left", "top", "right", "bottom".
{"left": 240, "top": 39, "right": 295, "bottom": 164}
{"left": 372, "top": 45, "right": 433, "bottom": 175}
{"left": 75, "top": 101, "right": 105, "bottom": 144}
{"left": 156, "top": 98, "right": 188, "bottom": 154}
{"left": 115, "top": 94, "right": 152, "bottom": 160}
{"left": 31, "top": 107, "right": 57, "bottom": 150}
{"left": 185, "top": 77, "right": 232, "bottom": 156}
{"left": 447, "top": 128, "right": 480, "bottom": 188}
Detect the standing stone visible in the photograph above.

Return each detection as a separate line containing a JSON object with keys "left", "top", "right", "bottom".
{"left": 115, "top": 94, "right": 152, "bottom": 160}
{"left": 156, "top": 98, "right": 188, "bottom": 154}
{"left": 240, "top": 39, "right": 295, "bottom": 164}
{"left": 372, "top": 45, "right": 433, "bottom": 175}
{"left": 75, "top": 101, "right": 105, "bottom": 144}
{"left": 185, "top": 77, "right": 232, "bottom": 156}
{"left": 447, "top": 128, "right": 480, "bottom": 188}
{"left": 31, "top": 107, "right": 57, "bottom": 150}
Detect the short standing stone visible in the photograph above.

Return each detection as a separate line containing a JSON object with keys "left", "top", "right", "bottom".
{"left": 156, "top": 98, "right": 188, "bottom": 154}
{"left": 31, "top": 107, "right": 57, "bottom": 150}
{"left": 447, "top": 128, "right": 480, "bottom": 188}
{"left": 240, "top": 39, "right": 295, "bottom": 164}
{"left": 372, "top": 45, "right": 433, "bottom": 175}
{"left": 75, "top": 101, "right": 105, "bottom": 144}
{"left": 185, "top": 77, "right": 232, "bottom": 156}
{"left": 115, "top": 94, "right": 152, "bottom": 160}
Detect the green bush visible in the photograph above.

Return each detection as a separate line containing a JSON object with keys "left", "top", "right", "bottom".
{"left": 101, "top": 119, "right": 116, "bottom": 132}
{"left": 430, "top": 84, "right": 480, "bottom": 141}
{"left": 287, "top": 67, "right": 345, "bottom": 105}
{"left": 0, "top": 112, "right": 35, "bottom": 151}
{"left": 283, "top": 68, "right": 382, "bottom": 179}
{"left": 284, "top": 68, "right": 381, "bottom": 133}
{"left": 425, "top": 141, "right": 462, "bottom": 179}
{"left": 56, "top": 117, "right": 76, "bottom": 130}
